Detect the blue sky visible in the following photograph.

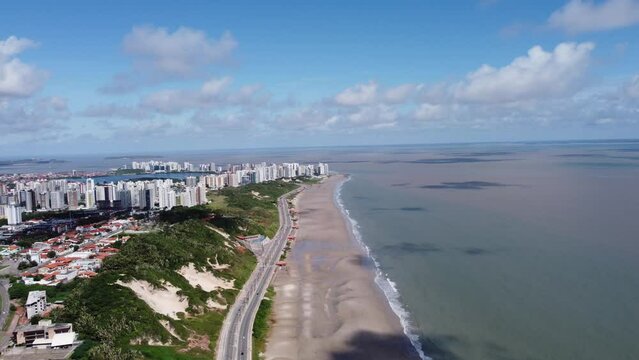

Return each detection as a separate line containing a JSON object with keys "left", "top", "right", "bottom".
{"left": 1, "top": 0, "right": 639, "bottom": 156}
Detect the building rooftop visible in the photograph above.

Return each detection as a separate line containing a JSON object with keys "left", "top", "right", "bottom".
{"left": 26, "top": 290, "right": 46, "bottom": 305}
{"left": 50, "top": 331, "right": 76, "bottom": 347}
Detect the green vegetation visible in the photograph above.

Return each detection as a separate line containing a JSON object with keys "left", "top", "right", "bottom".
{"left": 298, "top": 175, "right": 323, "bottom": 185}
{"left": 9, "top": 280, "right": 81, "bottom": 304}
{"left": 0, "top": 218, "right": 7, "bottom": 226}
{"left": 13, "top": 230, "right": 58, "bottom": 248}
{"left": 158, "top": 206, "right": 210, "bottom": 223}
{"left": 208, "top": 180, "right": 298, "bottom": 238}
{"left": 17, "top": 260, "right": 38, "bottom": 270}
{"left": 22, "top": 210, "right": 73, "bottom": 221}
{"left": 54, "top": 218, "right": 257, "bottom": 359}
{"left": 252, "top": 286, "right": 275, "bottom": 359}
{"left": 133, "top": 346, "right": 211, "bottom": 360}
{"left": 21, "top": 209, "right": 113, "bottom": 225}
{"left": 19, "top": 180, "right": 300, "bottom": 359}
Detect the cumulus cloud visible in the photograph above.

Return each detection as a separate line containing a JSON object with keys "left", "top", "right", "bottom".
{"left": 123, "top": 26, "right": 236, "bottom": 76}
{"left": 101, "top": 26, "right": 237, "bottom": 93}
{"left": 625, "top": 75, "right": 639, "bottom": 98}
{"left": 79, "top": 103, "right": 151, "bottom": 119}
{"left": 414, "top": 103, "right": 445, "bottom": 122}
{"left": 0, "top": 36, "right": 48, "bottom": 98}
{"left": 335, "top": 81, "right": 378, "bottom": 106}
{"left": 139, "top": 77, "right": 267, "bottom": 114}
{"left": 454, "top": 42, "right": 595, "bottom": 103}
{"left": 334, "top": 81, "right": 424, "bottom": 106}
{"left": 0, "top": 96, "right": 69, "bottom": 134}
{"left": 276, "top": 106, "right": 342, "bottom": 131}
{"left": 348, "top": 104, "right": 399, "bottom": 129}
{"left": 190, "top": 110, "right": 261, "bottom": 132}
{"left": 0, "top": 36, "right": 37, "bottom": 57}
{"left": 384, "top": 84, "right": 421, "bottom": 103}
{"left": 548, "top": 0, "right": 639, "bottom": 33}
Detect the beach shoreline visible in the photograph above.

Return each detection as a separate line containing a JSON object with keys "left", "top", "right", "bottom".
{"left": 264, "top": 174, "right": 420, "bottom": 360}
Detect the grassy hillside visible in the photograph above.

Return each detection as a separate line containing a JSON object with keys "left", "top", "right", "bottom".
{"left": 207, "top": 180, "right": 299, "bottom": 238}
{"left": 53, "top": 220, "right": 255, "bottom": 359}
{"left": 47, "top": 180, "right": 300, "bottom": 360}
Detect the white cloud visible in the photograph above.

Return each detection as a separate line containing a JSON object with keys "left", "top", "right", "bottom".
{"left": 80, "top": 103, "right": 151, "bottom": 119}
{"left": 123, "top": 26, "right": 237, "bottom": 76}
{"left": 190, "top": 110, "right": 265, "bottom": 133}
{"left": 335, "top": 81, "right": 378, "bottom": 106}
{"left": 0, "top": 36, "right": 37, "bottom": 58}
{"left": 625, "top": 75, "right": 639, "bottom": 98}
{"left": 276, "top": 106, "right": 341, "bottom": 131}
{"left": 348, "top": 105, "right": 398, "bottom": 129}
{"left": 414, "top": 103, "right": 445, "bottom": 121}
{"left": 548, "top": 0, "right": 639, "bottom": 33}
{"left": 140, "top": 89, "right": 197, "bottom": 114}
{"left": 0, "top": 96, "right": 69, "bottom": 134}
{"left": 454, "top": 42, "right": 595, "bottom": 103}
{"left": 101, "top": 26, "right": 237, "bottom": 93}
{"left": 201, "top": 76, "right": 232, "bottom": 96}
{"left": 139, "top": 77, "right": 267, "bottom": 114}
{"left": 0, "top": 36, "right": 48, "bottom": 98}
{"left": 384, "top": 84, "right": 420, "bottom": 103}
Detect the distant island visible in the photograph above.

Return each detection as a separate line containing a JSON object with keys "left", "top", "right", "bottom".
{"left": 0, "top": 159, "right": 68, "bottom": 167}
{"left": 104, "top": 155, "right": 164, "bottom": 160}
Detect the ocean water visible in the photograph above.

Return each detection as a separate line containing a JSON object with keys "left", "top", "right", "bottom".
{"left": 332, "top": 142, "right": 639, "bottom": 360}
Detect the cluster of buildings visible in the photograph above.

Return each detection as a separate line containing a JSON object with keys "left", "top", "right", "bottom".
{"left": 85, "top": 177, "right": 209, "bottom": 211}
{"left": 13, "top": 319, "right": 77, "bottom": 350}
{"left": 11, "top": 290, "right": 77, "bottom": 350}
{"left": 0, "top": 160, "right": 329, "bottom": 225}
{"left": 130, "top": 160, "right": 202, "bottom": 172}
{"left": 17, "top": 219, "right": 132, "bottom": 286}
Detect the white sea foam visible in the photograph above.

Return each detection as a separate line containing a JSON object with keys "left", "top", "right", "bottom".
{"left": 335, "top": 176, "right": 430, "bottom": 360}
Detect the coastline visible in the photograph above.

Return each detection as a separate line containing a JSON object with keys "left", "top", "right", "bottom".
{"left": 335, "top": 177, "right": 428, "bottom": 360}
{"left": 264, "top": 174, "right": 421, "bottom": 360}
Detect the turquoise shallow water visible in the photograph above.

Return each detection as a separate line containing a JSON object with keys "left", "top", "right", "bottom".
{"left": 332, "top": 144, "right": 639, "bottom": 360}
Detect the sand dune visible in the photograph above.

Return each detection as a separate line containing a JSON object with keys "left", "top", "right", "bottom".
{"left": 117, "top": 279, "right": 188, "bottom": 320}
{"left": 178, "top": 263, "right": 234, "bottom": 292}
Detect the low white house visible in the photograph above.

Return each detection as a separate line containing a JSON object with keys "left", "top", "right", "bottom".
{"left": 26, "top": 290, "right": 47, "bottom": 319}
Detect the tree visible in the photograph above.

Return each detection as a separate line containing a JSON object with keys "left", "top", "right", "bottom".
{"left": 30, "top": 314, "right": 42, "bottom": 325}
{"left": 47, "top": 251, "right": 56, "bottom": 259}
{"left": 73, "top": 245, "right": 80, "bottom": 252}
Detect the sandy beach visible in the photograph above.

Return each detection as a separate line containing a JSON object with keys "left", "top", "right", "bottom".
{"left": 265, "top": 174, "right": 420, "bottom": 360}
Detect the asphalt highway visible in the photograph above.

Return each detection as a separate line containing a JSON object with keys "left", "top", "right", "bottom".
{"left": 216, "top": 188, "right": 300, "bottom": 360}
{"left": 0, "top": 278, "right": 11, "bottom": 350}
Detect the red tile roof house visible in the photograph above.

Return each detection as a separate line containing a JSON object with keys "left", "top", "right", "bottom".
{"left": 78, "top": 271, "right": 97, "bottom": 278}
{"left": 80, "top": 244, "right": 98, "bottom": 253}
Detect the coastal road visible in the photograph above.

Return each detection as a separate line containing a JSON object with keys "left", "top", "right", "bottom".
{"left": 217, "top": 187, "right": 301, "bottom": 360}
{"left": 0, "top": 278, "right": 11, "bottom": 349}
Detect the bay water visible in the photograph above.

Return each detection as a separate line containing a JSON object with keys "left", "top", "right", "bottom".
{"left": 333, "top": 143, "right": 639, "bottom": 360}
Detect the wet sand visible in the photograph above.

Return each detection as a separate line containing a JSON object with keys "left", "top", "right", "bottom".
{"left": 265, "top": 174, "right": 419, "bottom": 360}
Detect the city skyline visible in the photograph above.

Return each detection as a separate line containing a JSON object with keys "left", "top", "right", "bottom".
{"left": 2, "top": 0, "right": 639, "bottom": 156}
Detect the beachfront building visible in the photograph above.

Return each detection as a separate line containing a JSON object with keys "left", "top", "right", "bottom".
{"left": 26, "top": 290, "right": 47, "bottom": 319}
{"left": 2, "top": 204, "right": 25, "bottom": 225}
{"left": 13, "top": 320, "right": 76, "bottom": 348}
